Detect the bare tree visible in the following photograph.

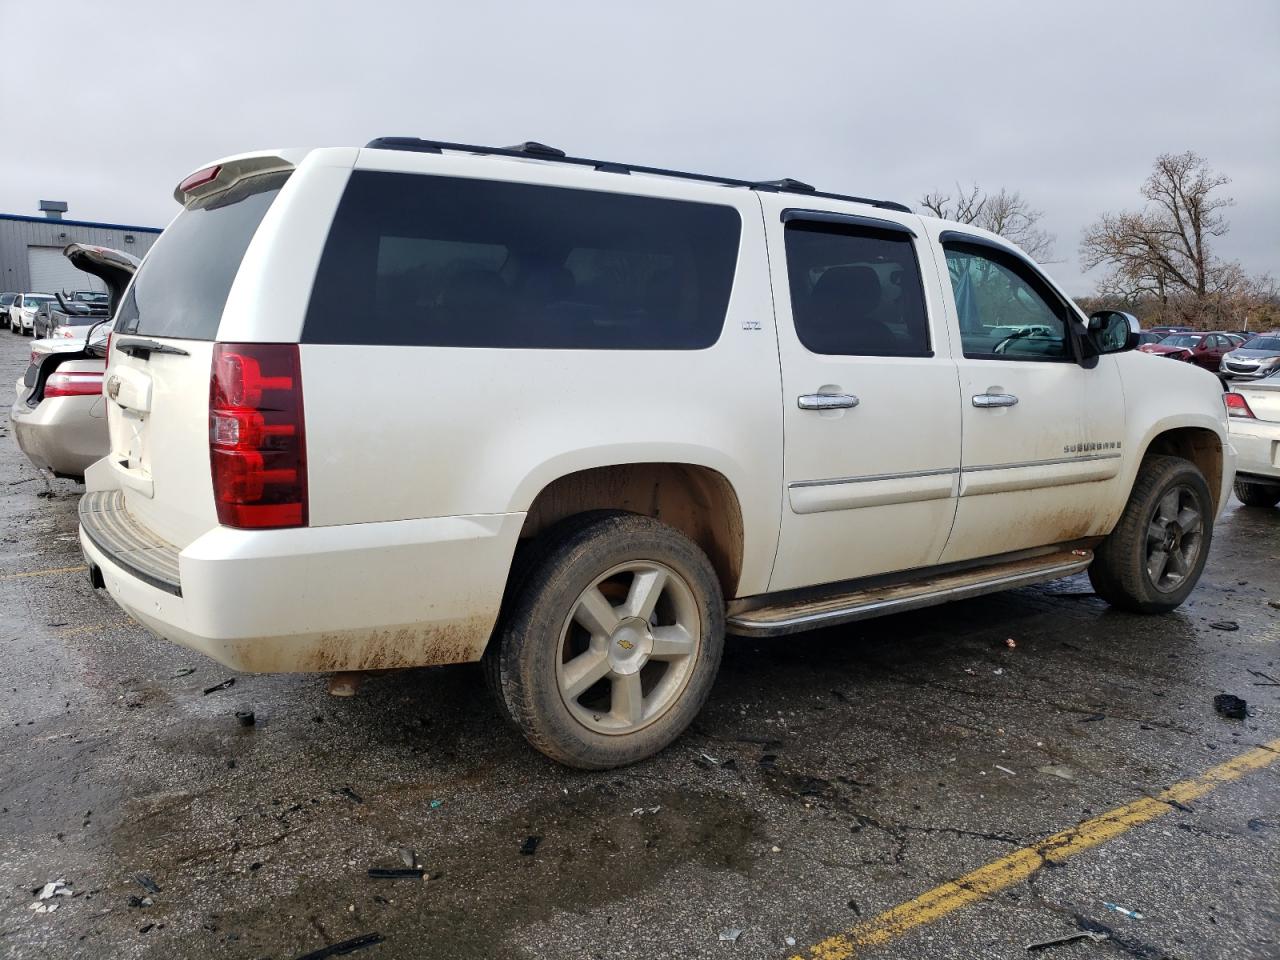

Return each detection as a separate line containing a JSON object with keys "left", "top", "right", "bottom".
{"left": 921, "top": 183, "right": 1055, "bottom": 260}
{"left": 1080, "top": 152, "right": 1238, "bottom": 326}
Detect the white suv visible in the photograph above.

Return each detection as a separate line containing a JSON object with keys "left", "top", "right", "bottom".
{"left": 82, "top": 139, "right": 1235, "bottom": 768}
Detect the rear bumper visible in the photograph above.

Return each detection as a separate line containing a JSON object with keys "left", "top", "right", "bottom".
{"left": 10, "top": 392, "right": 107, "bottom": 478}
{"left": 1229, "top": 420, "right": 1280, "bottom": 481}
{"left": 80, "top": 491, "right": 525, "bottom": 673}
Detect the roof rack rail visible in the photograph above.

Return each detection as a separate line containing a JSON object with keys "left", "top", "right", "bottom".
{"left": 363, "top": 137, "right": 911, "bottom": 213}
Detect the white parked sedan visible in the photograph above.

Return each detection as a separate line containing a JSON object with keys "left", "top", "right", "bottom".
{"left": 8, "top": 293, "right": 55, "bottom": 335}
{"left": 1225, "top": 371, "right": 1280, "bottom": 507}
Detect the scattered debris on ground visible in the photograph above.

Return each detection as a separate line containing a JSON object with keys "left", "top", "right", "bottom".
{"left": 995, "top": 765, "right": 1017, "bottom": 776}
{"left": 1247, "top": 669, "right": 1279, "bottom": 687}
{"left": 1213, "top": 694, "right": 1248, "bottom": 720}
{"left": 630, "top": 805, "right": 662, "bottom": 816}
{"left": 519, "top": 836, "right": 541, "bottom": 856}
{"left": 235, "top": 710, "right": 256, "bottom": 727}
{"left": 398, "top": 848, "right": 417, "bottom": 869}
{"left": 718, "top": 928, "right": 743, "bottom": 942}
{"left": 29, "top": 879, "right": 73, "bottom": 912}
{"left": 336, "top": 786, "right": 364, "bottom": 804}
{"left": 1005, "top": 638, "right": 1017, "bottom": 649}
{"left": 171, "top": 667, "right": 196, "bottom": 678}
{"left": 202, "top": 678, "right": 235, "bottom": 695}
{"left": 1209, "top": 621, "right": 1239, "bottom": 632}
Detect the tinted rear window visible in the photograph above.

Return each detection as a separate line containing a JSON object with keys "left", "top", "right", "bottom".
{"left": 115, "top": 171, "right": 289, "bottom": 340}
{"left": 303, "top": 172, "right": 741, "bottom": 349}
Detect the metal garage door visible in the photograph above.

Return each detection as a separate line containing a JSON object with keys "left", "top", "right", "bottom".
{"left": 26, "top": 246, "right": 106, "bottom": 294}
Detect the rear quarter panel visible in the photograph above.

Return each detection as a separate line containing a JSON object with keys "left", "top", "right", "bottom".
{"left": 251, "top": 154, "right": 786, "bottom": 597}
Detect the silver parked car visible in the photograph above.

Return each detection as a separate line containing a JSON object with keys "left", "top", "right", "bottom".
{"left": 10, "top": 244, "right": 138, "bottom": 480}
{"left": 1221, "top": 332, "right": 1280, "bottom": 381}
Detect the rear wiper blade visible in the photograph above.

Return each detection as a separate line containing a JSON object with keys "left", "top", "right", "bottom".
{"left": 114, "top": 338, "right": 190, "bottom": 358}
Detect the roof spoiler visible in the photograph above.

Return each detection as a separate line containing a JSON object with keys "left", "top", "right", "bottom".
{"left": 173, "top": 154, "right": 295, "bottom": 206}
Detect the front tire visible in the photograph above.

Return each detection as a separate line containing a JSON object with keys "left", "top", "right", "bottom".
{"left": 1234, "top": 478, "right": 1280, "bottom": 508}
{"left": 491, "top": 512, "right": 724, "bottom": 769}
{"left": 1089, "top": 455, "right": 1215, "bottom": 613}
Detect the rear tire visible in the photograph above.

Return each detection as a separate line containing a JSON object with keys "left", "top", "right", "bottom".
{"left": 1234, "top": 478, "right": 1280, "bottom": 508}
{"left": 1089, "top": 455, "right": 1214, "bottom": 613}
{"left": 490, "top": 512, "right": 724, "bottom": 769}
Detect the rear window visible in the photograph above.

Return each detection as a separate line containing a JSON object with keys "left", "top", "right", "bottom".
{"left": 115, "top": 171, "right": 289, "bottom": 340}
{"left": 303, "top": 172, "right": 742, "bottom": 349}
{"left": 1243, "top": 337, "right": 1280, "bottom": 351}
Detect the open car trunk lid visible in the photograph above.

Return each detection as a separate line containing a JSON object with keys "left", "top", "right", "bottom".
{"left": 104, "top": 164, "right": 292, "bottom": 549}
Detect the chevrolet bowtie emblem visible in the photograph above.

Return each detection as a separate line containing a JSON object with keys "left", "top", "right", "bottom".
{"left": 616, "top": 638, "right": 635, "bottom": 651}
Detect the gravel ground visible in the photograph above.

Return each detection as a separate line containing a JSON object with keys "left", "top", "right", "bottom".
{"left": 0, "top": 332, "right": 1276, "bottom": 960}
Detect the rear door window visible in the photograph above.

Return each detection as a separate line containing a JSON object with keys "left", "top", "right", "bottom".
{"left": 303, "top": 172, "right": 742, "bottom": 349}
{"left": 115, "top": 171, "right": 290, "bottom": 340}
{"left": 782, "top": 220, "right": 931, "bottom": 357}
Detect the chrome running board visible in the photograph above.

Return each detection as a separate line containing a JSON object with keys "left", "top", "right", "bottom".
{"left": 726, "top": 548, "right": 1092, "bottom": 637}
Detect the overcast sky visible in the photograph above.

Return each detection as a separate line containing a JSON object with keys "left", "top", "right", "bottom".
{"left": 1, "top": 0, "right": 1276, "bottom": 293}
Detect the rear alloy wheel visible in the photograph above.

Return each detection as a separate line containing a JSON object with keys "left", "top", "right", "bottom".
{"left": 1234, "top": 478, "right": 1280, "bottom": 508}
{"left": 1089, "top": 455, "right": 1214, "bottom": 613}
{"left": 491, "top": 512, "right": 724, "bottom": 769}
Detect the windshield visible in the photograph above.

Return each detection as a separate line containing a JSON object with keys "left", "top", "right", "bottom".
{"left": 1241, "top": 336, "right": 1280, "bottom": 351}
{"left": 0, "top": 294, "right": 14, "bottom": 306}
{"left": 72, "top": 291, "right": 107, "bottom": 302}
{"left": 25, "top": 296, "right": 53, "bottom": 307}
{"left": 1160, "top": 334, "right": 1201, "bottom": 347}
{"left": 116, "top": 170, "right": 290, "bottom": 340}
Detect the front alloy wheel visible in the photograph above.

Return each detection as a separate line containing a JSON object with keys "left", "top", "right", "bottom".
{"left": 1145, "top": 485, "right": 1204, "bottom": 592}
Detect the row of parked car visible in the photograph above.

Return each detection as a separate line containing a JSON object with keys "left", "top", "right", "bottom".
{"left": 1, "top": 288, "right": 113, "bottom": 339}
{"left": 1136, "top": 325, "right": 1280, "bottom": 380}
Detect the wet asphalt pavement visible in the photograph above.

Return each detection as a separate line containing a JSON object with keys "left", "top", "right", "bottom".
{"left": 0, "top": 332, "right": 1277, "bottom": 960}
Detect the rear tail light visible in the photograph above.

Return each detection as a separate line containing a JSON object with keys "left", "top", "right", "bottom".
{"left": 209, "top": 343, "right": 307, "bottom": 528}
{"left": 44, "top": 370, "right": 104, "bottom": 398}
{"left": 1224, "top": 392, "right": 1255, "bottom": 419}
{"left": 179, "top": 164, "right": 221, "bottom": 194}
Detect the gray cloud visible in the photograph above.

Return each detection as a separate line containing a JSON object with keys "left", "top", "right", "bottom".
{"left": 2, "top": 0, "right": 1276, "bottom": 292}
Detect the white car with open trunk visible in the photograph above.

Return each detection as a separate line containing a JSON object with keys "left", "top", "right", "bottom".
{"left": 81, "top": 138, "right": 1235, "bottom": 767}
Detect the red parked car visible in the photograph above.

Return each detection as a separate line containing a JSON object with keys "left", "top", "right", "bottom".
{"left": 1138, "top": 332, "right": 1238, "bottom": 371}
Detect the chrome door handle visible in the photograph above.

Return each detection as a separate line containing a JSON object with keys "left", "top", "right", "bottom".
{"left": 798, "top": 394, "right": 859, "bottom": 410}
{"left": 972, "top": 393, "right": 1019, "bottom": 408}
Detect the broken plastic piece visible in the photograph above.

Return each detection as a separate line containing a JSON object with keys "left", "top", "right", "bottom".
{"left": 719, "top": 928, "right": 743, "bottom": 942}
{"left": 292, "top": 932, "right": 386, "bottom": 960}
{"left": 1209, "top": 620, "right": 1239, "bottom": 631}
{"left": 134, "top": 874, "right": 162, "bottom": 895}
{"left": 367, "top": 868, "right": 424, "bottom": 879}
{"left": 1213, "top": 694, "right": 1248, "bottom": 720}
{"left": 36, "top": 880, "right": 73, "bottom": 900}
{"left": 520, "top": 835, "right": 541, "bottom": 856}
{"left": 202, "top": 678, "right": 235, "bottom": 695}
{"left": 398, "top": 847, "right": 417, "bottom": 868}
{"left": 1026, "top": 930, "right": 1109, "bottom": 951}
{"left": 1101, "top": 901, "right": 1144, "bottom": 920}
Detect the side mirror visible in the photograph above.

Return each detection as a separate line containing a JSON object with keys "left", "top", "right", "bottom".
{"left": 1087, "top": 310, "right": 1141, "bottom": 354}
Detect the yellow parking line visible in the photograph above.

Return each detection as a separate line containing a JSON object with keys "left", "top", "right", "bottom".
{"left": 792, "top": 738, "right": 1280, "bottom": 960}
{"left": 0, "top": 564, "right": 87, "bottom": 581}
